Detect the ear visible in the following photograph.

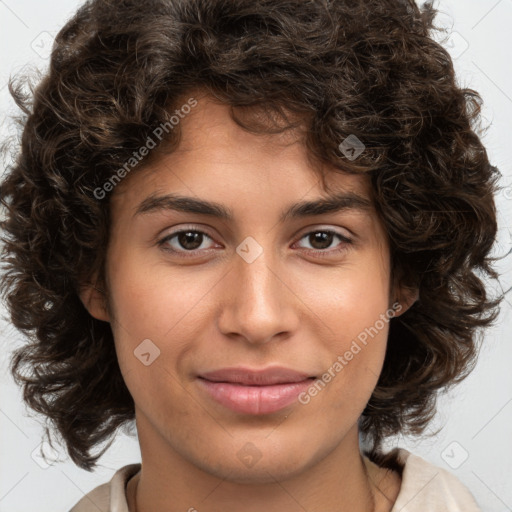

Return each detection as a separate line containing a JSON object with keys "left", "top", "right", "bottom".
{"left": 390, "top": 283, "right": 419, "bottom": 318}
{"left": 78, "top": 274, "right": 110, "bottom": 322}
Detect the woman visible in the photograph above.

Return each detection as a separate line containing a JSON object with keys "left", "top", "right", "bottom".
{"left": 0, "top": 0, "right": 503, "bottom": 510}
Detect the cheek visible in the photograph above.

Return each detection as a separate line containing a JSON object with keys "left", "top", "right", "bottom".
{"left": 104, "top": 262, "right": 197, "bottom": 422}
{"left": 309, "top": 258, "right": 390, "bottom": 340}
{"left": 105, "top": 252, "right": 220, "bottom": 383}
{"left": 306, "top": 261, "right": 391, "bottom": 400}
{"left": 107, "top": 251, "right": 206, "bottom": 337}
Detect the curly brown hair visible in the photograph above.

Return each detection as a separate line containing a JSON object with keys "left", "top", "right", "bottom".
{"left": 0, "top": 0, "right": 502, "bottom": 471}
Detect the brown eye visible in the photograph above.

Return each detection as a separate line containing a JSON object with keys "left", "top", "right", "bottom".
{"left": 308, "top": 231, "right": 335, "bottom": 250}
{"left": 176, "top": 231, "right": 204, "bottom": 250}
{"left": 158, "top": 228, "right": 218, "bottom": 256}
{"left": 295, "top": 229, "right": 353, "bottom": 256}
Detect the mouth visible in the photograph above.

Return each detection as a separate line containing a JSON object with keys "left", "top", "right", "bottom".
{"left": 197, "top": 366, "right": 316, "bottom": 415}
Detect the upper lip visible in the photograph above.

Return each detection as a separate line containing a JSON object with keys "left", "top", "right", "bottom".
{"left": 198, "top": 366, "right": 314, "bottom": 386}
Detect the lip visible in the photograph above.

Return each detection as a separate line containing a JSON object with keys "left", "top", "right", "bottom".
{"left": 197, "top": 366, "right": 315, "bottom": 415}
{"left": 199, "top": 366, "right": 313, "bottom": 385}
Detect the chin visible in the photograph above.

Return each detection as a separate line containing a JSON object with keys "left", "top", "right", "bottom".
{"left": 207, "top": 457, "right": 311, "bottom": 485}
{"left": 194, "top": 437, "right": 319, "bottom": 484}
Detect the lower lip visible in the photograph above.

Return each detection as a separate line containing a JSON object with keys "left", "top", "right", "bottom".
{"left": 197, "top": 378, "right": 314, "bottom": 415}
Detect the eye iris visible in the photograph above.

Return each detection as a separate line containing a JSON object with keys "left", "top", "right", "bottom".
{"left": 310, "top": 231, "right": 333, "bottom": 250}
{"left": 178, "top": 231, "right": 203, "bottom": 250}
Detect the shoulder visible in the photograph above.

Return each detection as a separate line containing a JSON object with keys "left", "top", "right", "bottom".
{"left": 390, "top": 448, "right": 481, "bottom": 512}
{"left": 68, "top": 463, "right": 141, "bottom": 512}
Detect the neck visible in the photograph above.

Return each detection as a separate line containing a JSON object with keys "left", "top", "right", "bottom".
{"left": 127, "top": 414, "right": 400, "bottom": 512}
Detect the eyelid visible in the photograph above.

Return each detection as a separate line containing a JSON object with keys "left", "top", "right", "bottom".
{"left": 294, "top": 224, "right": 353, "bottom": 241}
{"left": 157, "top": 223, "right": 216, "bottom": 238}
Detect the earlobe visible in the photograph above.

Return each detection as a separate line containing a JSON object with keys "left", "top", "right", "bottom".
{"left": 392, "top": 286, "right": 419, "bottom": 318}
{"left": 78, "top": 279, "right": 110, "bottom": 322}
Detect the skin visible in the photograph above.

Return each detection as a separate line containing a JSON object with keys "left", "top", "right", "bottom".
{"left": 81, "top": 93, "right": 415, "bottom": 512}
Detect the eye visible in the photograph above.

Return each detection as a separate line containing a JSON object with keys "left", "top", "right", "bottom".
{"left": 294, "top": 229, "right": 353, "bottom": 256}
{"left": 157, "top": 226, "right": 353, "bottom": 259}
{"left": 157, "top": 228, "right": 219, "bottom": 257}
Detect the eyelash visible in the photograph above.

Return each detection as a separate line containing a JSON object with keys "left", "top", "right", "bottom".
{"left": 156, "top": 226, "right": 353, "bottom": 259}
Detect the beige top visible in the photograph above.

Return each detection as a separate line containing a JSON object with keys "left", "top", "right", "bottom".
{"left": 69, "top": 448, "right": 481, "bottom": 511}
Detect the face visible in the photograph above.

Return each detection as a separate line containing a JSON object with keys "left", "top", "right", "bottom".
{"left": 84, "top": 94, "right": 406, "bottom": 484}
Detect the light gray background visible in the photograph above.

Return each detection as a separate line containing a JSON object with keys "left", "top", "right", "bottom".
{"left": 0, "top": 1, "right": 511, "bottom": 511}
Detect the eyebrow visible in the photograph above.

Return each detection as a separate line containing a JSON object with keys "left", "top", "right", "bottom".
{"left": 134, "top": 191, "right": 372, "bottom": 222}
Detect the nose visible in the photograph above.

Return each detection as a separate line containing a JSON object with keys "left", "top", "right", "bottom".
{"left": 216, "top": 240, "right": 299, "bottom": 345}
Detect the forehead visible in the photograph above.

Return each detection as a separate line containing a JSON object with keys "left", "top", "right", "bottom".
{"left": 111, "top": 94, "right": 375, "bottom": 218}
